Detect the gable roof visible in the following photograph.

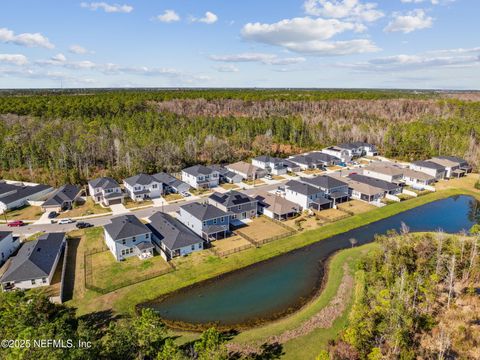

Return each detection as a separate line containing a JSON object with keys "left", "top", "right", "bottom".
{"left": 209, "top": 190, "right": 256, "bottom": 208}
{"left": 42, "top": 184, "right": 81, "bottom": 207}
{"left": 88, "top": 177, "right": 120, "bottom": 190}
{"left": 285, "top": 180, "right": 323, "bottom": 196}
{"left": 124, "top": 173, "right": 159, "bottom": 187}
{"left": 411, "top": 160, "right": 446, "bottom": 171}
{"left": 253, "top": 155, "right": 283, "bottom": 164}
{"left": 1, "top": 233, "right": 65, "bottom": 283}
{"left": 0, "top": 182, "right": 52, "bottom": 205}
{"left": 253, "top": 191, "right": 299, "bottom": 215}
{"left": 182, "top": 165, "right": 215, "bottom": 177}
{"left": 148, "top": 212, "right": 203, "bottom": 250}
{"left": 403, "top": 168, "right": 435, "bottom": 181}
{"left": 364, "top": 163, "right": 404, "bottom": 177}
{"left": 180, "top": 202, "right": 229, "bottom": 220}
{"left": 152, "top": 172, "right": 188, "bottom": 190}
{"left": 104, "top": 215, "right": 151, "bottom": 241}
{"left": 299, "top": 175, "right": 348, "bottom": 190}
{"left": 226, "top": 161, "right": 261, "bottom": 176}
{"left": 0, "top": 231, "right": 12, "bottom": 243}
{"left": 348, "top": 174, "right": 400, "bottom": 191}
{"left": 429, "top": 156, "right": 468, "bottom": 168}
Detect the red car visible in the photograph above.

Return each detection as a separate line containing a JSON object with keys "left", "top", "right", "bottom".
{"left": 7, "top": 220, "right": 25, "bottom": 227}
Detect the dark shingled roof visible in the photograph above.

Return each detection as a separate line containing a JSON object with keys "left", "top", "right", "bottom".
{"left": 411, "top": 160, "right": 446, "bottom": 171}
{"left": 180, "top": 202, "right": 229, "bottom": 220}
{"left": 148, "top": 212, "right": 203, "bottom": 251}
{"left": 42, "top": 184, "right": 81, "bottom": 207}
{"left": 182, "top": 165, "right": 215, "bottom": 176}
{"left": 104, "top": 215, "right": 151, "bottom": 241}
{"left": 88, "top": 177, "right": 120, "bottom": 190}
{"left": 0, "top": 231, "right": 12, "bottom": 243}
{"left": 0, "top": 183, "right": 52, "bottom": 205}
{"left": 299, "top": 175, "right": 348, "bottom": 190}
{"left": 208, "top": 190, "right": 256, "bottom": 208}
{"left": 124, "top": 173, "right": 159, "bottom": 187}
{"left": 152, "top": 172, "right": 189, "bottom": 190}
{"left": 253, "top": 155, "right": 284, "bottom": 164}
{"left": 1, "top": 233, "right": 65, "bottom": 283}
{"left": 285, "top": 180, "right": 323, "bottom": 196}
{"left": 348, "top": 174, "right": 400, "bottom": 192}
{"left": 433, "top": 156, "right": 468, "bottom": 164}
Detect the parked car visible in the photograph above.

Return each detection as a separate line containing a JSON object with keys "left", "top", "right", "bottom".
{"left": 265, "top": 174, "right": 273, "bottom": 180}
{"left": 76, "top": 222, "right": 93, "bottom": 229}
{"left": 58, "top": 218, "right": 75, "bottom": 225}
{"left": 48, "top": 211, "right": 58, "bottom": 219}
{"left": 181, "top": 192, "right": 191, "bottom": 197}
{"left": 7, "top": 220, "right": 25, "bottom": 227}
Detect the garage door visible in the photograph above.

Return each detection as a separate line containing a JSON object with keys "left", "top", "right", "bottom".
{"left": 108, "top": 198, "right": 122, "bottom": 205}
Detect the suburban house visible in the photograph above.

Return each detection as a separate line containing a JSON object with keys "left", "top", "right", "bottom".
{"left": 0, "top": 233, "right": 65, "bottom": 291}
{"left": 209, "top": 165, "right": 243, "bottom": 184}
{"left": 181, "top": 165, "right": 220, "bottom": 189}
{"left": 252, "top": 156, "right": 287, "bottom": 175}
{"left": 0, "top": 231, "right": 20, "bottom": 266}
{"left": 226, "top": 161, "right": 266, "bottom": 181}
{"left": 0, "top": 181, "right": 53, "bottom": 213}
{"left": 298, "top": 175, "right": 350, "bottom": 205}
{"left": 284, "top": 180, "right": 332, "bottom": 210}
{"left": 178, "top": 202, "right": 231, "bottom": 241}
{"left": 321, "top": 146, "right": 353, "bottom": 163}
{"left": 322, "top": 142, "right": 377, "bottom": 162}
{"left": 348, "top": 174, "right": 402, "bottom": 195}
{"left": 402, "top": 168, "right": 436, "bottom": 188}
{"left": 208, "top": 190, "right": 258, "bottom": 221}
{"left": 410, "top": 161, "right": 446, "bottom": 180}
{"left": 88, "top": 177, "right": 124, "bottom": 206}
{"left": 428, "top": 156, "right": 472, "bottom": 178}
{"left": 147, "top": 212, "right": 204, "bottom": 261}
{"left": 342, "top": 177, "right": 385, "bottom": 203}
{"left": 288, "top": 152, "right": 341, "bottom": 170}
{"left": 123, "top": 174, "right": 163, "bottom": 202}
{"left": 253, "top": 191, "right": 300, "bottom": 220}
{"left": 103, "top": 215, "right": 154, "bottom": 261}
{"left": 363, "top": 163, "right": 405, "bottom": 184}
{"left": 283, "top": 159, "right": 302, "bottom": 173}
{"left": 152, "top": 172, "right": 190, "bottom": 194}
{"left": 41, "top": 184, "right": 83, "bottom": 213}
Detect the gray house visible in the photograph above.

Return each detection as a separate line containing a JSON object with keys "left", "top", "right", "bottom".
{"left": 208, "top": 190, "right": 258, "bottom": 221}
{"left": 178, "top": 202, "right": 231, "bottom": 241}
{"left": 152, "top": 172, "right": 190, "bottom": 194}
{"left": 147, "top": 212, "right": 204, "bottom": 261}
{"left": 299, "top": 175, "right": 349, "bottom": 205}
{"left": 123, "top": 174, "right": 163, "bottom": 202}
{"left": 88, "top": 177, "right": 124, "bottom": 206}
{"left": 210, "top": 165, "right": 243, "bottom": 184}
{"left": 348, "top": 174, "right": 402, "bottom": 195}
{"left": 0, "top": 181, "right": 53, "bottom": 213}
{"left": 41, "top": 184, "right": 83, "bottom": 212}
{"left": 0, "top": 233, "right": 66, "bottom": 291}
{"left": 0, "top": 231, "right": 20, "bottom": 266}
{"left": 288, "top": 152, "right": 341, "bottom": 170}
{"left": 181, "top": 165, "right": 220, "bottom": 189}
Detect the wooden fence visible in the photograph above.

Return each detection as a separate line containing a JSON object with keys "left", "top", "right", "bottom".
{"left": 210, "top": 243, "right": 253, "bottom": 257}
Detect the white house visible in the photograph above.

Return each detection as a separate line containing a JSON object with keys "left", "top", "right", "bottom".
{"left": 284, "top": 180, "right": 332, "bottom": 211}
{"left": 225, "top": 161, "right": 266, "bottom": 181}
{"left": 428, "top": 156, "right": 472, "bottom": 179}
{"left": 0, "top": 233, "right": 65, "bottom": 291}
{"left": 322, "top": 142, "right": 377, "bottom": 163}
{"left": 123, "top": 174, "right": 163, "bottom": 202}
{"left": 363, "top": 163, "right": 405, "bottom": 184}
{"left": 181, "top": 165, "right": 219, "bottom": 189}
{"left": 402, "top": 169, "right": 436, "bottom": 188}
{"left": 252, "top": 156, "right": 287, "bottom": 175}
{"left": 103, "top": 215, "right": 154, "bottom": 261}
{"left": 0, "top": 181, "right": 53, "bottom": 213}
{"left": 0, "top": 231, "right": 20, "bottom": 266}
{"left": 410, "top": 161, "right": 446, "bottom": 180}
{"left": 88, "top": 177, "right": 124, "bottom": 206}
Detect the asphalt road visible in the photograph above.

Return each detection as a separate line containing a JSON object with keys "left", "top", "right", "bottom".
{"left": 0, "top": 183, "right": 281, "bottom": 237}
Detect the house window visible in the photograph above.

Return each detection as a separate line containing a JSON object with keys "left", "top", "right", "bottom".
{"left": 191, "top": 245, "right": 195, "bottom": 250}
{"left": 42, "top": 277, "right": 47, "bottom": 284}
{"left": 31, "top": 279, "right": 36, "bottom": 285}
{"left": 220, "top": 217, "right": 224, "bottom": 222}
{"left": 237, "top": 205, "right": 241, "bottom": 210}
{"left": 203, "top": 221, "right": 207, "bottom": 227}
{"left": 213, "top": 218, "right": 217, "bottom": 224}
{"left": 133, "top": 236, "right": 136, "bottom": 241}
{"left": 122, "top": 239, "right": 126, "bottom": 245}
{"left": 146, "top": 233, "right": 149, "bottom": 239}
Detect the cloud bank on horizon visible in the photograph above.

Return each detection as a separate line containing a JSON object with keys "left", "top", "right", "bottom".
{"left": 0, "top": 0, "right": 478, "bottom": 89}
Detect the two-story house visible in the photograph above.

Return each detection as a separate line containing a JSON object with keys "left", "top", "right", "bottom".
{"left": 322, "top": 142, "right": 377, "bottom": 162}
{"left": 181, "top": 165, "right": 220, "bottom": 189}
{"left": 252, "top": 156, "right": 287, "bottom": 175}
{"left": 410, "top": 161, "right": 446, "bottom": 180}
{"left": 0, "top": 231, "right": 20, "bottom": 266}
{"left": 208, "top": 190, "right": 258, "bottom": 221}
{"left": 147, "top": 212, "right": 204, "bottom": 261}
{"left": 288, "top": 152, "right": 341, "bottom": 170}
{"left": 209, "top": 165, "right": 243, "bottom": 184}
{"left": 178, "top": 202, "right": 231, "bottom": 241}
{"left": 298, "top": 175, "right": 350, "bottom": 205}
{"left": 103, "top": 215, "right": 154, "bottom": 261}
{"left": 123, "top": 174, "right": 163, "bottom": 202}
{"left": 88, "top": 177, "right": 124, "bottom": 206}
{"left": 284, "top": 180, "right": 332, "bottom": 211}
{"left": 152, "top": 172, "right": 190, "bottom": 194}
{"left": 0, "top": 233, "right": 65, "bottom": 291}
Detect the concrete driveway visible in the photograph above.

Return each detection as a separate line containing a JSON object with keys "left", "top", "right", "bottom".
{"left": 110, "top": 203, "right": 129, "bottom": 215}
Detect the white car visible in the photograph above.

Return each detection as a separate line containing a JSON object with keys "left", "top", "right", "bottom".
{"left": 181, "top": 192, "right": 191, "bottom": 197}
{"left": 58, "top": 218, "right": 75, "bottom": 225}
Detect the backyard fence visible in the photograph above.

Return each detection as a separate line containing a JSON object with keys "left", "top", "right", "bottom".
{"left": 210, "top": 243, "right": 253, "bottom": 257}
{"left": 84, "top": 246, "right": 175, "bottom": 294}
{"left": 236, "top": 228, "right": 297, "bottom": 247}
{"left": 58, "top": 241, "right": 69, "bottom": 303}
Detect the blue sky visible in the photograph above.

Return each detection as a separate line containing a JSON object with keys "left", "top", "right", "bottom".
{"left": 0, "top": 0, "right": 479, "bottom": 89}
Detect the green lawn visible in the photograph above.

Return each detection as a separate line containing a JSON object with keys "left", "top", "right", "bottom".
{"left": 3, "top": 205, "right": 43, "bottom": 220}
{"left": 69, "top": 186, "right": 478, "bottom": 316}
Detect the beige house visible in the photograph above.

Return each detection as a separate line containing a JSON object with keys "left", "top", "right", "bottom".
{"left": 225, "top": 161, "right": 266, "bottom": 181}
{"left": 363, "top": 163, "right": 405, "bottom": 184}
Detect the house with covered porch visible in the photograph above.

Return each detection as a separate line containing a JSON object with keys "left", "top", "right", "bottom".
{"left": 178, "top": 202, "right": 231, "bottom": 241}
{"left": 428, "top": 156, "right": 472, "bottom": 178}
{"left": 88, "top": 177, "right": 124, "bottom": 206}
{"left": 253, "top": 191, "right": 300, "bottom": 221}
{"left": 298, "top": 175, "right": 350, "bottom": 206}
{"left": 181, "top": 165, "right": 220, "bottom": 189}
{"left": 284, "top": 180, "right": 332, "bottom": 211}
{"left": 207, "top": 190, "right": 258, "bottom": 221}
{"left": 252, "top": 156, "right": 287, "bottom": 175}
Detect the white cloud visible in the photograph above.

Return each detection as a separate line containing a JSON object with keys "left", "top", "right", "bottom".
{"left": 0, "top": 27, "right": 54, "bottom": 49}
{"left": 52, "top": 53, "right": 67, "bottom": 63}
{"left": 384, "top": 9, "right": 433, "bottom": 33}
{"left": 69, "top": 44, "right": 93, "bottom": 54}
{"left": 303, "top": 0, "right": 384, "bottom": 22}
{"left": 214, "top": 64, "right": 240, "bottom": 73}
{"left": 192, "top": 11, "right": 218, "bottom": 24}
{"left": 80, "top": 2, "right": 133, "bottom": 13}
{"left": 210, "top": 53, "right": 306, "bottom": 65}
{"left": 0, "top": 54, "right": 28, "bottom": 66}
{"left": 400, "top": 0, "right": 439, "bottom": 4}
{"left": 241, "top": 17, "right": 378, "bottom": 55}
{"left": 341, "top": 48, "right": 480, "bottom": 71}
{"left": 155, "top": 10, "right": 180, "bottom": 23}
